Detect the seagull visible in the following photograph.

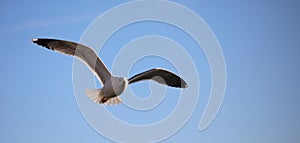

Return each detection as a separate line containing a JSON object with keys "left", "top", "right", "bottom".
{"left": 32, "top": 38, "right": 188, "bottom": 105}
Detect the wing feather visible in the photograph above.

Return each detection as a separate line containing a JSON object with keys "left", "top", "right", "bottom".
{"left": 32, "top": 38, "right": 111, "bottom": 84}
{"left": 128, "top": 68, "right": 188, "bottom": 88}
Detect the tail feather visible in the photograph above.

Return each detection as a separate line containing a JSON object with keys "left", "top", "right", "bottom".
{"left": 85, "top": 89, "right": 104, "bottom": 103}
{"left": 104, "top": 97, "right": 122, "bottom": 105}
{"left": 85, "top": 89, "right": 122, "bottom": 105}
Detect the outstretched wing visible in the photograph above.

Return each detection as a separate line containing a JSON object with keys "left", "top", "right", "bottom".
{"left": 128, "top": 68, "right": 188, "bottom": 88}
{"left": 32, "top": 38, "right": 111, "bottom": 84}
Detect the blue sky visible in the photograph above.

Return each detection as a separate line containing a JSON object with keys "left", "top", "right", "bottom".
{"left": 1, "top": 0, "right": 300, "bottom": 142}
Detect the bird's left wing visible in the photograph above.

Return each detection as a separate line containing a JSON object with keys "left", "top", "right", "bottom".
{"left": 128, "top": 68, "right": 188, "bottom": 88}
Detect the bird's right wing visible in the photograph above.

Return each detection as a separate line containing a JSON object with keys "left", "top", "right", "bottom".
{"left": 32, "top": 38, "right": 111, "bottom": 84}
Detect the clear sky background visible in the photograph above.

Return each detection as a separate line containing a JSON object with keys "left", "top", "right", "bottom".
{"left": 1, "top": 0, "right": 300, "bottom": 142}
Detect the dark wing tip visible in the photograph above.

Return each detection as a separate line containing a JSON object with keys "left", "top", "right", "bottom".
{"left": 31, "top": 38, "right": 38, "bottom": 43}
{"left": 31, "top": 38, "right": 55, "bottom": 50}
{"left": 179, "top": 79, "right": 188, "bottom": 88}
{"left": 171, "top": 77, "right": 188, "bottom": 89}
{"left": 154, "top": 68, "right": 188, "bottom": 89}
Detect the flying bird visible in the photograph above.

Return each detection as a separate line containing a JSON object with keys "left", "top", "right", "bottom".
{"left": 32, "top": 38, "right": 188, "bottom": 105}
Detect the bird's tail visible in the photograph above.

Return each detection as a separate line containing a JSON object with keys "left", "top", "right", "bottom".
{"left": 85, "top": 89, "right": 122, "bottom": 105}
{"left": 85, "top": 89, "right": 106, "bottom": 104}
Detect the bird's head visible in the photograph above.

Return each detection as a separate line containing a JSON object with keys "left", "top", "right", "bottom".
{"left": 112, "top": 77, "right": 128, "bottom": 95}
